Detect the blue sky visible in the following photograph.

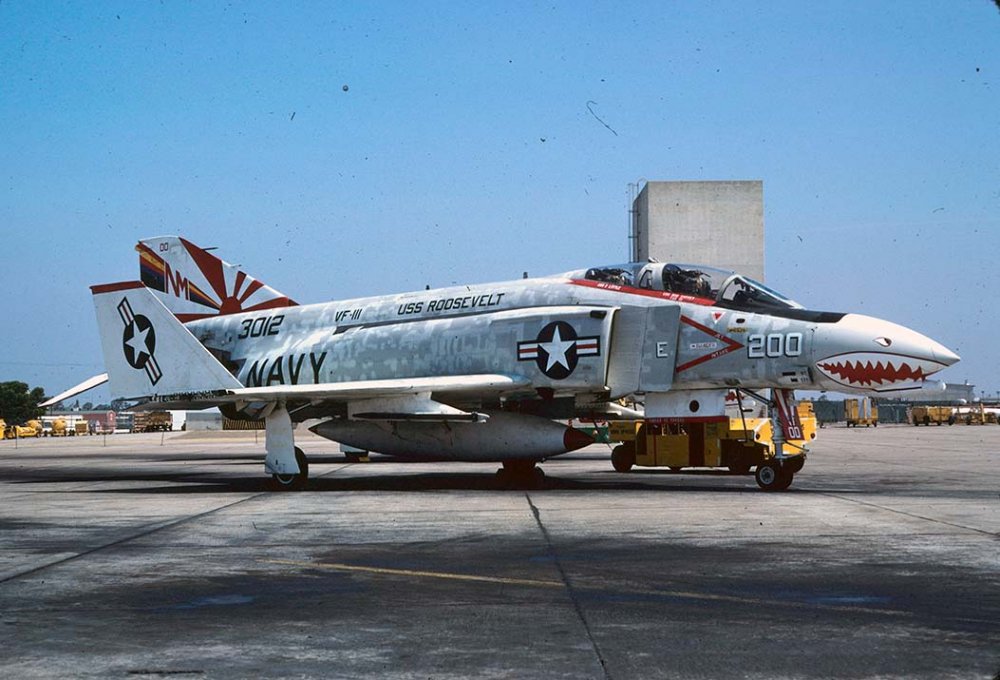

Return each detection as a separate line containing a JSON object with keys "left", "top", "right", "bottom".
{"left": 1, "top": 1, "right": 998, "bottom": 401}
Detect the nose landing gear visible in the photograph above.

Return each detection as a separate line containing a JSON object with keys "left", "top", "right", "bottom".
{"left": 754, "top": 461, "right": 794, "bottom": 491}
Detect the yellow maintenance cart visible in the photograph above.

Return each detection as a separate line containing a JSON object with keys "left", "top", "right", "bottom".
{"left": 911, "top": 405, "right": 955, "bottom": 426}
{"left": 6, "top": 420, "right": 43, "bottom": 439}
{"left": 608, "top": 402, "right": 816, "bottom": 491}
{"left": 844, "top": 398, "right": 878, "bottom": 427}
{"left": 953, "top": 404, "right": 999, "bottom": 425}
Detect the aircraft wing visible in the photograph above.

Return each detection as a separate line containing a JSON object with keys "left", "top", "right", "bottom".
{"left": 135, "top": 373, "right": 535, "bottom": 420}
{"left": 39, "top": 373, "right": 110, "bottom": 408}
{"left": 228, "top": 373, "right": 532, "bottom": 402}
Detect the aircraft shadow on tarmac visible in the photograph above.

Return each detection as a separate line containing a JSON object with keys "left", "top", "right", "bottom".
{"left": 7, "top": 458, "right": 785, "bottom": 495}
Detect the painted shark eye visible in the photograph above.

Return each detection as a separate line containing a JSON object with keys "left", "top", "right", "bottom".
{"left": 874, "top": 337, "right": 892, "bottom": 347}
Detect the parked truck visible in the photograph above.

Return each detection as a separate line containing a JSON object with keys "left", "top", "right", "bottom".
{"left": 132, "top": 411, "right": 173, "bottom": 433}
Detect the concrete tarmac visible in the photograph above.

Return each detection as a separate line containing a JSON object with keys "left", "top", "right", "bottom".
{"left": 1, "top": 425, "right": 998, "bottom": 679}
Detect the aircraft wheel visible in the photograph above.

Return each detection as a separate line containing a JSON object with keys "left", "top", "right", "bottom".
{"left": 611, "top": 444, "right": 634, "bottom": 473}
{"left": 497, "top": 460, "right": 544, "bottom": 488}
{"left": 271, "top": 447, "right": 309, "bottom": 491}
{"left": 755, "top": 463, "right": 792, "bottom": 491}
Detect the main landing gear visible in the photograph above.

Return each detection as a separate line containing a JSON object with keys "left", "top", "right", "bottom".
{"left": 264, "top": 403, "right": 309, "bottom": 491}
{"left": 270, "top": 446, "right": 309, "bottom": 491}
{"left": 496, "top": 460, "right": 545, "bottom": 488}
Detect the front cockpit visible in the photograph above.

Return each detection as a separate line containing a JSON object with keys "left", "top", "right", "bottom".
{"left": 573, "top": 262, "right": 803, "bottom": 314}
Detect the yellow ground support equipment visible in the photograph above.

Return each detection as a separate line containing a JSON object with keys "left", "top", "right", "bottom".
{"left": 609, "top": 402, "right": 816, "bottom": 491}
{"left": 6, "top": 420, "right": 42, "bottom": 439}
{"left": 911, "top": 405, "right": 955, "bottom": 426}
{"left": 953, "top": 404, "right": 999, "bottom": 425}
{"left": 0, "top": 419, "right": 5, "bottom": 440}
{"left": 132, "top": 411, "right": 172, "bottom": 433}
{"left": 844, "top": 398, "right": 878, "bottom": 427}
{"left": 75, "top": 421, "right": 91, "bottom": 435}
{"left": 48, "top": 418, "right": 69, "bottom": 436}
{"left": 729, "top": 402, "right": 818, "bottom": 453}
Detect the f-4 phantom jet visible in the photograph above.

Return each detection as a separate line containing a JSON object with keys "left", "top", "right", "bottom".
{"left": 48, "top": 237, "right": 959, "bottom": 489}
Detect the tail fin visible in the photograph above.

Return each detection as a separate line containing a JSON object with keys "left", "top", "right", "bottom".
{"left": 91, "top": 281, "right": 243, "bottom": 400}
{"left": 137, "top": 236, "right": 296, "bottom": 322}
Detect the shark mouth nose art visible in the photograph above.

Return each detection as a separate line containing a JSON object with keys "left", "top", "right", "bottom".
{"left": 815, "top": 352, "right": 945, "bottom": 389}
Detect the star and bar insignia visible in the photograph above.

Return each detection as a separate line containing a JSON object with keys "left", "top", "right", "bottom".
{"left": 517, "top": 321, "right": 600, "bottom": 380}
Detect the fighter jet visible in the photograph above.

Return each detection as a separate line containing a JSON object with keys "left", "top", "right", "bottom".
{"left": 47, "top": 237, "right": 959, "bottom": 489}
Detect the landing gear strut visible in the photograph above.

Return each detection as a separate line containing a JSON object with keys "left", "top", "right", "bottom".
{"left": 496, "top": 460, "right": 545, "bottom": 488}
{"left": 264, "top": 402, "right": 309, "bottom": 491}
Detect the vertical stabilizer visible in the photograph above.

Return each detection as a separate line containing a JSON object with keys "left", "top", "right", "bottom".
{"left": 137, "top": 236, "right": 296, "bottom": 322}
{"left": 91, "top": 281, "right": 243, "bottom": 400}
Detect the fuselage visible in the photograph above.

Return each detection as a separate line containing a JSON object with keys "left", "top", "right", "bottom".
{"left": 184, "top": 266, "right": 958, "bottom": 405}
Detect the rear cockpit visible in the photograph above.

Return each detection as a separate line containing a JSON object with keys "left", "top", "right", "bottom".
{"left": 571, "top": 262, "right": 804, "bottom": 313}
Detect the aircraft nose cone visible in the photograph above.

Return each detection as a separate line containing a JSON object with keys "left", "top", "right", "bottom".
{"left": 813, "top": 314, "right": 960, "bottom": 392}
{"left": 932, "top": 343, "right": 960, "bottom": 367}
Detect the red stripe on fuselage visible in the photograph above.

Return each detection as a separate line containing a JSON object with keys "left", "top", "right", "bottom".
{"left": 674, "top": 315, "right": 745, "bottom": 372}
{"left": 568, "top": 278, "right": 714, "bottom": 306}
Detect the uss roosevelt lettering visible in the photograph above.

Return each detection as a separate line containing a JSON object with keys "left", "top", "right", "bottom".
{"left": 397, "top": 292, "right": 505, "bottom": 316}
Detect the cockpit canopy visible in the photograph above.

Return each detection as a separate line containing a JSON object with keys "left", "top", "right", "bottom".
{"left": 575, "top": 262, "right": 803, "bottom": 313}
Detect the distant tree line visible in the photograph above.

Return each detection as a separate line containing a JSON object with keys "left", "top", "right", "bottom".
{"left": 0, "top": 381, "right": 46, "bottom": 425}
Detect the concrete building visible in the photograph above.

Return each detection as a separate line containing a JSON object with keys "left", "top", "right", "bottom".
{"left": 632, "top": 181, "right": 765, "bottom": 282}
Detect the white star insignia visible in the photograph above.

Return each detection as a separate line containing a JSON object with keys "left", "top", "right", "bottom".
{"left": 539, "top": 326, "right": 575, "bottom": 372}
{"left": 126, "top": 323, "right": 151, "bottom": 360}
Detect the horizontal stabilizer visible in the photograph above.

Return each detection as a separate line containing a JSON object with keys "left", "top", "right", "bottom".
{"left": 39, "top": 373, "right": 109, "bottom": 408}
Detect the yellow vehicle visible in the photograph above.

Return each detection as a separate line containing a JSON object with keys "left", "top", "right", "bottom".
{"left": 7, "top": 419, "right": 43, "bottom": 439}
{"left": 911, "top": 405, "right": 955, "bottom": 426}
{"left": 845, "top": 398, "right": 878, "bottom": 427}
{"left": 42, "top": 418, "right": 69, "bottom": 436}
{"left": 0, "top": 419, "right": 5, "bottom": 440}
{"left": 75, "top": 421, "right": 91, "bottom": 435}
{"left": 953, "top": 405, "right": 999, "bottom": 425}
{"left": 609, "top": 403, "right": 816, "bottom": 491}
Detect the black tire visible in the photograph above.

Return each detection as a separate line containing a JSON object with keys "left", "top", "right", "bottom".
{"left": 785, "top": 456, "right": 805, "bottom": 473}
{"left": 496, "top": 460, "right": 544, "bottom": 489}
{"left": 271, "top": 446, "right": 309, "bottom": 491}
{"left": 755, "top": 462, "right": 792, "bottom": 491}
{"left": 611, "top": 444, "right": 634, "bottom": 473}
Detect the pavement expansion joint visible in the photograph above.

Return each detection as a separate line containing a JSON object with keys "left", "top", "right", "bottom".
{"left": 819, "top": 492, "right": 998, "bottom": 537}
{"left": 525, "top": 492, "right": 612, "bottom": 680}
